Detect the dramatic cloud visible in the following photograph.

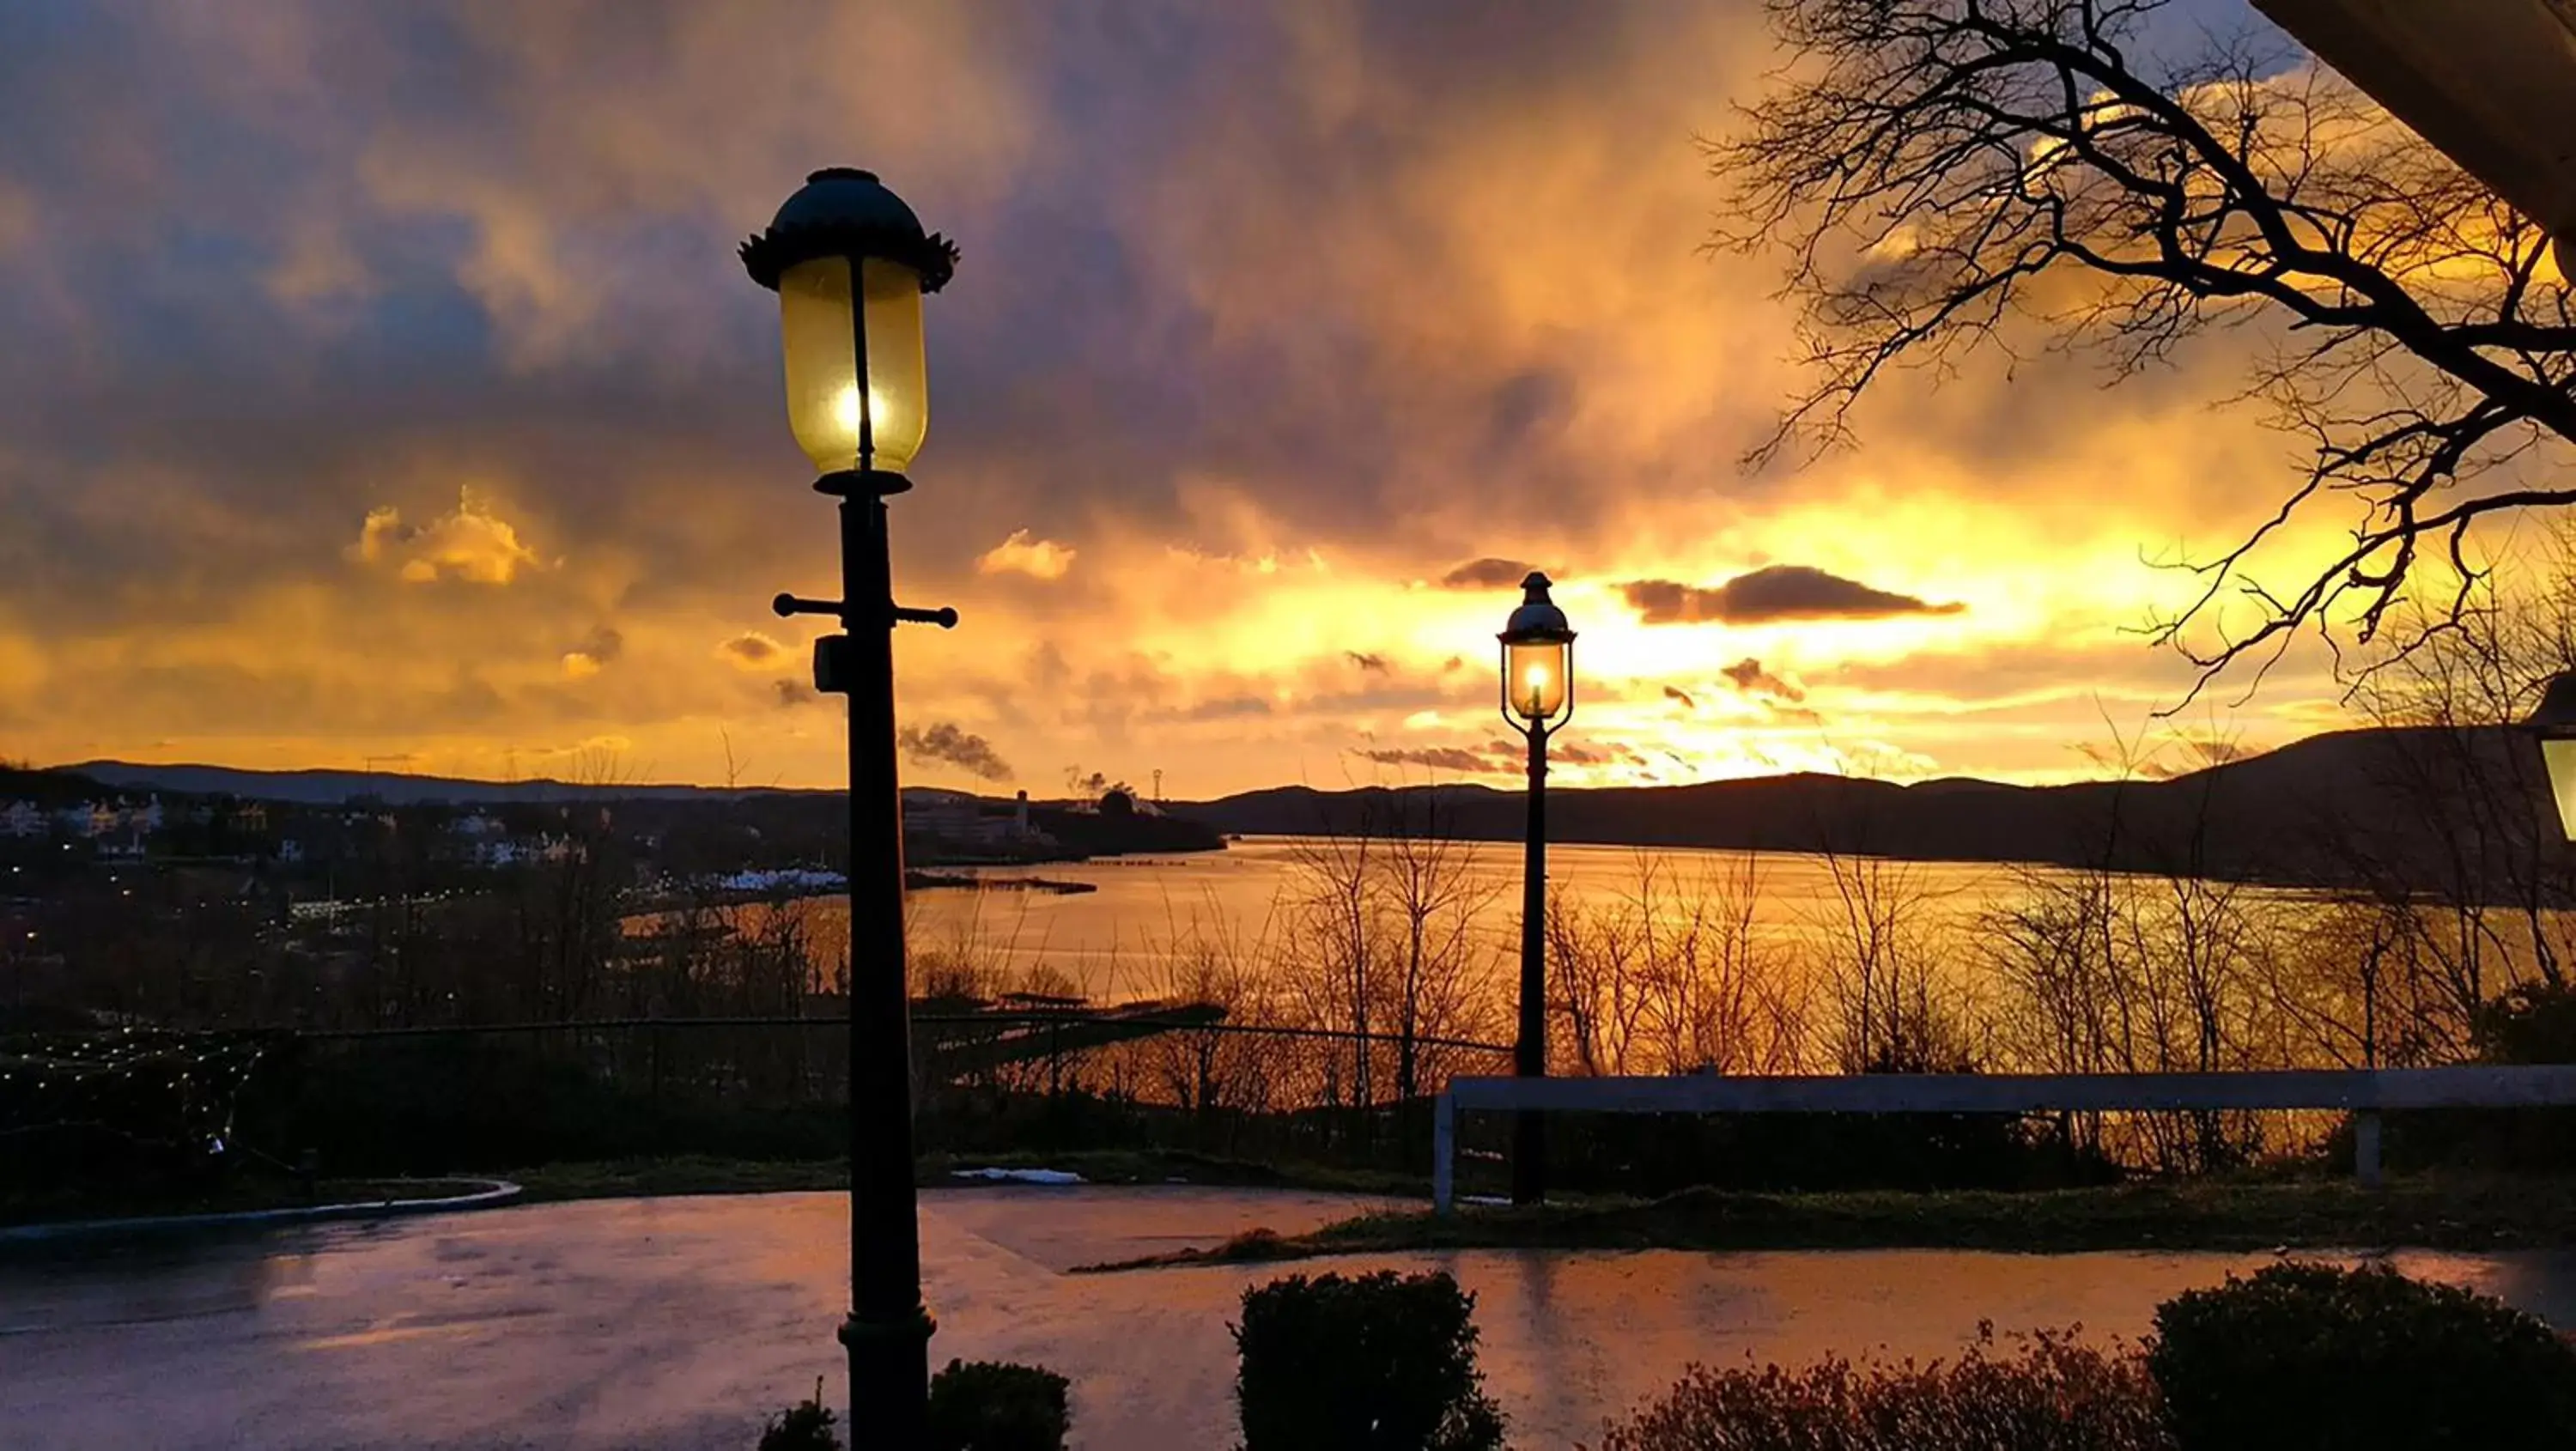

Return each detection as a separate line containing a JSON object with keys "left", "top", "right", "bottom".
{"left": 562, "top": 625, "right": 624, "bottom": 680}
{"left": 0, "top": 0, "right": 2379, "bottom": 792}
{"left": 1552, "top": 741, "right": 1645, "bottom": 768}
{"left": 721, "top": 634, "right": 787, "bottom": 669}
{"left": 1438, "top": 557, "right": 1540, "bottom": 590}
{"left": 1621, "top": 567, "right": 1965, "bottom": 626}
{"left": 1356, "top": 744, "right": 1512, "bottom": 775}
{"left": 351, "top": 489, "right": 547, "bottom": 586}
{"left": 976, "top": 530, "right": 1077, "bottom": 580}
{"left": 897, "top": 722, "right": 1014, "bottom": 783}
{"left": 1720, "top": 657, "right": 1803, "bottom": 701}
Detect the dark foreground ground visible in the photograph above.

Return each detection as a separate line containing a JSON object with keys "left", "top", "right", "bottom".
{"left": 7, "top": 1185, "right": 2576, "bottom": 1448}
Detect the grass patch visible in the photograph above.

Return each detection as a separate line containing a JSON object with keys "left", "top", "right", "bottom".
{"left": 0, "top": 1175, "right": 498, "bottom": 1228}
{"left": 1078, "top": 1175, "right": 2576, "bottom": 1271}
{"left": 921, "top": 1147, "right": 1420, "bottom": 1196}
{"left": 507, "top": 1155, "right": 848, "bottom": 1205}
{"left": 501, "top": 1149, "right": 1422, "bottom": 1207}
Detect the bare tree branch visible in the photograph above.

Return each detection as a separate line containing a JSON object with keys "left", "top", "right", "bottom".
{"left": 1710, "top": 0, "right": 2576, "bottom": 684}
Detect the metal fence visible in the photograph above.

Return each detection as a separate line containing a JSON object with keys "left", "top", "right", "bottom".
{"left": 285, "top": 1011, "right": 1515, "bottom": 1118}
{"left": 1431, "top": 1065, "right": 2576, "bottom": 1210}
{"left": 257, "top": 1012, "right": 1516, "bottom": 1173}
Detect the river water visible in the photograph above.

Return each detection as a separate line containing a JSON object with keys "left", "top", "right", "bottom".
{"left": 870, "top": 836, "right": 2307, "bottom": 1004}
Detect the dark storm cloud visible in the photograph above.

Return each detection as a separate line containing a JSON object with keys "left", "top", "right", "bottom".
{"left": 1551, "top": 741, "right": 1643, "bottom": 768}
{"left": 1176, "top": 695, "right": 1274, "bottom": 721}
{"left": 0, "top": 0, "right": 2326, "bottom": 792}
{"left": 1355, "top": 744, "right": 1512, "bottom": 775}
{"left": 1438, "top": 557, "right": 1541, "bottom": 590}
{"left": 1719, "top": 657, "right": 1801, "bottom": 701}
{"left": 1621, "top": 567, "right": 1964, "bottom": 625}
{"left": 0, "top": 1, "right": 1767, "bottom": 644}
{"left": 568, "top": 625, "right": 624, "bottom": 666}
{"left": 1356, "top": 732, "right": 1640, "bottom": 776}
{"left": 896, "top": 721, "right": 1014, "bottom": 782}
{"left": 722, "top": 634, "right": 782, "bottom": 665}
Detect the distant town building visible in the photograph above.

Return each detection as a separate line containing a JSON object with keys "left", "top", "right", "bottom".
{"left": 49, "top": 798, "right": 162, "bottom": 852}
{"left": 0, "top": 800, "right": 44, "bottom": 839}
{"left": 464, "top": 832, "right": 586, "bottom": 869}
{"left": 902, "top": 790, "right": 1054, "bottom": 853}
{"left": 711, "top": 867, "right": 846, "bottom": 894}
{"left": 468, "top": 837, "right": 525, "bottom": 868}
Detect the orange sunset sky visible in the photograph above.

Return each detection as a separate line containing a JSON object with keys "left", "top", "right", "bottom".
{"left": 0, "top": 0, "right": 2523, "bottom": 798}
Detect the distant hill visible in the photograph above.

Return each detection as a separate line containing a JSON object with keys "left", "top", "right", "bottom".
{"left": 58, "top": 761, "right": 823, "bottom": 806}
{"left": 42, "top": 726, "right": 2571, "bottom": 893}
{"left": 0, "top": 762, "right": 112, "bottom": 810}
{"left": 1170, "top": 726, "right": 2568, "bottom": 893}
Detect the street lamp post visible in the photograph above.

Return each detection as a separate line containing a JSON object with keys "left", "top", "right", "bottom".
{"left": 1498, "top": 571, "right": 1574, "bottom": 1206}
{"left": 742, "top": 167, "right": 961, "bottom": 1445}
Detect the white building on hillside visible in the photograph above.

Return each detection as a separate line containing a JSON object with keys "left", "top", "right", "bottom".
{"left": 902, "top": 790, "right": 1052, "bottom": 852}
{"left": 53, "top": 798, "right": 162, "bottom": 844}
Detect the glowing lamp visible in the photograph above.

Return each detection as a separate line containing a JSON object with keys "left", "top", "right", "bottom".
{"left": 1498, "top": 572, "right": 1575, "bottom": 726}
{"left": 739, "top": 168, "right": 957, "bottom": 482}
{"left": 2526, "top": 669, "right": 2576, "bottom": 841}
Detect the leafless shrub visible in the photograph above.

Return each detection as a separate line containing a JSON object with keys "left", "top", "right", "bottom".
{"left": 1589, "top": 1326, "right": 2172, "bottom": 1451}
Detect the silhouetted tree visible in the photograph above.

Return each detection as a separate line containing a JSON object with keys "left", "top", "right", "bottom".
{"left": 1714, "top": 0, "right": 2576, "bottom": 681}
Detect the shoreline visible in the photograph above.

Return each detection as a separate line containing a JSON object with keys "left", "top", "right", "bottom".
{"left": 1075, "top": 1174, "right": 2576, "bottom": 1270}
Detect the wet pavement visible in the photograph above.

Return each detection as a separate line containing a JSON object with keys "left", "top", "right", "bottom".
{"left": 7, "top": 1186, "right": 2576, "bottom": 1448}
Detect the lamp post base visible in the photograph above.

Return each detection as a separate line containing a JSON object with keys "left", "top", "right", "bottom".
{"left": 840, "top": 1305, "right": 936, "bottom": 1441}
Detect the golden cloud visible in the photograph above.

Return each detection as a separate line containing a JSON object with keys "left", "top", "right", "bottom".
{"left": 352, "top": 488, "right": 547, "bottom": 586}
{"left": 975, "top": 529, "right": 1077, "bottom": 580}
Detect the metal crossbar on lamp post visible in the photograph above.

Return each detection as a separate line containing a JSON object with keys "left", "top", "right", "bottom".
{"left": 1497, "top": 571, "right": 1573, "bottom": 1205}
{"left": 741, "top": 166, "right": 960, "bottom": 1447}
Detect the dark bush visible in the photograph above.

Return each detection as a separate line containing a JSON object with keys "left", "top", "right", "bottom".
{"left": 255, "top": 1035, "right": 845, "bottom": 1173}
{"left": 2479, "top": 982, "right": 2576, "bottom": 1064}
{"left": 2148, "top": 1261, "right": 2576, "bottom": 1451}
{"left": 756, "top": 1380, "right": 839, "bottom": 1451}
{"left": 1235, "top": 1269, "right": 1505, "bottom": 1451}
{"left": 2384, "top": 984, "right": 2576, "bottom": 1171}
{"left": 1542, "top": 1107, "right": 2119, "bottom": 1195}
{"left": 1588, "top": 1327, "right": 2171, "bottom": 1451}
{"left": 927, "top": 1358, "right": 1071, "bottom": 1451}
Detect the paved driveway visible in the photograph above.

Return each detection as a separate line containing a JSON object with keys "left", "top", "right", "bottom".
{"left": 6, "top": 1187, "right": 2573, "bottom": 1448}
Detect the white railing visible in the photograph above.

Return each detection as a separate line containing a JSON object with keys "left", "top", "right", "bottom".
{"left": 1430, "top": 1065, "right": 2576, "bottom": 1212}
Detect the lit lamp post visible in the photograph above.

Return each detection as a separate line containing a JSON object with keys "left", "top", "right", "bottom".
{"left": 742, "top": 167, "right": 959, "bottom": 1444}
{"left": 2525, "top": 669, "right": 2576, "bottom": 841}
{"left": 1498, "top": 571, "right": 1573, "bottom": 1205}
